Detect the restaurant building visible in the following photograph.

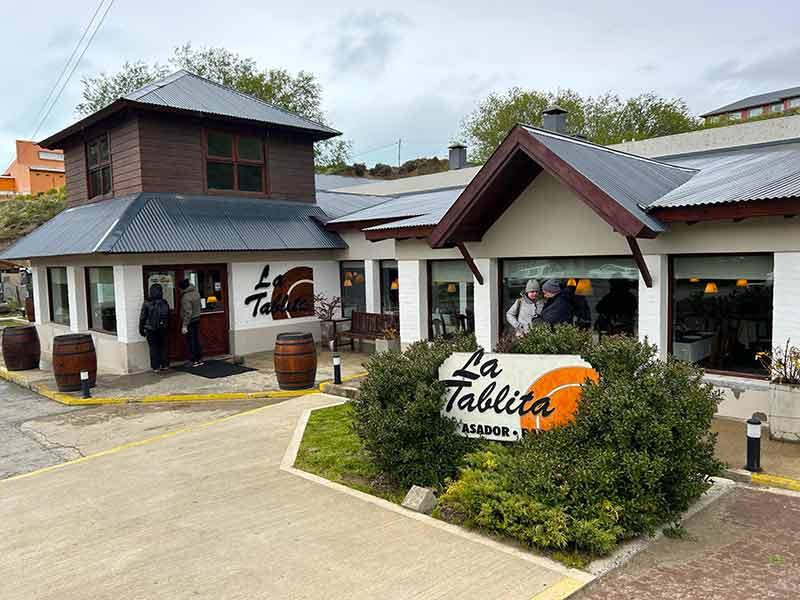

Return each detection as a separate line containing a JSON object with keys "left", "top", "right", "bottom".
{"left": 4, "top": 73, "right": 800, "bottom": 420}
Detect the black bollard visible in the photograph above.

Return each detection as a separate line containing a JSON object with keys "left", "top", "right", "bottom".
{"left": 80, "top": 370, "right": 91, "bottom": 399}
{"left": 745, "top": 415, "right": 762, "bottom": 472}
{"left": 333, "top": 352, "right": 342, "bottom": 385}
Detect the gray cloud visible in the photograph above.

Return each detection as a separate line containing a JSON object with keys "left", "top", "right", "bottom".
{"left": 330, "top": 11, "right": 412, "bottom": 75}
{"left": 705, "top": 46, "right": 800, "bottom": 86}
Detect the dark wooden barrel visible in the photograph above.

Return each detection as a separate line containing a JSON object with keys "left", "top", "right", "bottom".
{"left": 2, "top": 325, "right": 41, "bottom": 371}
{"left": 274, "top": 332, "right": 317, "bottom": 390}
{"left": 52, "top": 334, "right": 97, "bottom": 392}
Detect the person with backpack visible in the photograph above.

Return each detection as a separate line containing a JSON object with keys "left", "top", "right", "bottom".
{"left": 139, "top": 283, "right": 171, "bottom": 372}
{"left": 506, "top": 279, "right": 544, "bottom": 335}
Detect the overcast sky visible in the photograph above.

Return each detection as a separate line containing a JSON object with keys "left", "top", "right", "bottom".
{"left": 2, "top": 0, "right": 800, "bottom": 170}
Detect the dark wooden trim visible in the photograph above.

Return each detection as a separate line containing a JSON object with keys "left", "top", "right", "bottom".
{"left": 326, "top": 217, "right": 418, "bottom": 232}
{"left": 497, "top": 258, "right": 505, "bottom": 342}
{"left": 426, "top": 260, "right": 433, "bottom": 340}
{"left": 626, "top": 236, "right": 652, "bottom": 288}
{"left": 667, "top": 255, "right": 674, "bottom": 356}
{"left": 703, "top": 368, "right": 770, "bottom": 381}
{"left": 650, "top": 197, "right": 800, "bottom": 223}
{"left": 456, "top": 242, "right": 484, "bottom": 285}
{"left": 364, "top": 225, "right": 433, "bottom": 241}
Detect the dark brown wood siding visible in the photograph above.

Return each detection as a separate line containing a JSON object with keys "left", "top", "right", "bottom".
{"left": 138, "top": 113, "right": 204, "bottom": 194}
{"left": 267, "top": 131, "right": 316, "bottom": 202}
{"left": 63, "top": 141, "right": 88, "bottom": 207}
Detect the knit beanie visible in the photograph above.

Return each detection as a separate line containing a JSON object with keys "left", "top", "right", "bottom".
{"left": 542, "top": 279, "right": 562, "bottom": 294}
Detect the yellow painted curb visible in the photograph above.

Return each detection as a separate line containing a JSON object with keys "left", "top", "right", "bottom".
{"left": 0, "top": 366, "right": 368, "bottom": 406}
{"left": 2, "top": 403, "right": 274, "bottom": 483}
{"left": 530, "top": 577, "right": 586, "bottom": 600}
{"left": 752, "top": 472, "right": 800, "bottom": 492}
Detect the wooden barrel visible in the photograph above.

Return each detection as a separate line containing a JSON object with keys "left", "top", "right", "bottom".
{"left": 2, "top": 325, "right": 41, "bottom": 371}
{"left": 274, "top": 332, "right": 317, "bottom": 390}
{"left": 52, "top": 334, "right": 97, "bottom": 392}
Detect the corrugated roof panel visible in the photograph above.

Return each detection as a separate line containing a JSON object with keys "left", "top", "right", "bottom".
{"left": 327, "top": 187, "right": 462, "bottom": 225}
{"left": 315, "top": 191, "right": 389, "bottom": 221}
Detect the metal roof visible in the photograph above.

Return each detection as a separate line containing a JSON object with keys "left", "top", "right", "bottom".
{"left": 314, "top": 174, "right": 373, "bottom": 191}
{"left": 650, "top": 142, "right": 800, "bottom": 208}
{"left": 334, "top": 167, "right": 480, "bottom": 196}
{"left": 701, "top": 85, "right": 800, "bottom": 118}
{"left": 327, "top": 187, "right": 463, "bottom": 227}
{"left": 0, "top": 193, "right": 345, "bottom": 259}
{"left": 524, "top": 126, "right": 696, "bottom": 232}
{"left": 315, "top": 191, "right": 390, "bottom": 221}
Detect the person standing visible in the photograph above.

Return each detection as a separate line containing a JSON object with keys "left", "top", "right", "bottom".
{"left": 139, "top": 283, "right": 171, "bottom": 372}
{"left": 535, "top": 279, "right": 575, "bottom": 327}
{"left": 506, "top": 279, "right": 544, "bottom": 335}
{"left": 179, "top": 278, "right": 203, "bottom": 367}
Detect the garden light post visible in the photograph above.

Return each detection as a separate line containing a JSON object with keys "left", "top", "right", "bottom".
{"left": 80, "top": 370, "right": 91, "bottom": 399}
{"left": 745, "top": 415, "right": 762, "bottom": 473}
{"left": 333, "top": 352, "right": 342, "bottom": 385}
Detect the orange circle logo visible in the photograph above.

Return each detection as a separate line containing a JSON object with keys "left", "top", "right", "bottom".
{"left": 519, "top": 366, "right": 598, "bottom": 432}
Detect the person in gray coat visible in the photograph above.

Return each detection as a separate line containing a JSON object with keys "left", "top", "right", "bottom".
{"left": 179, "top": 278, "right": 203, "bottom": 367}
{"left": 506, "top": 279, "right": 544, "bottom": 335}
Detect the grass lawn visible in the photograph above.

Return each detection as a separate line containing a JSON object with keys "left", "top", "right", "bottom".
{"left": 0, "top": 316, "right": 29, "bottom": 328}
{"left": 294, "top": 403, "right": 406, "bottom": 504}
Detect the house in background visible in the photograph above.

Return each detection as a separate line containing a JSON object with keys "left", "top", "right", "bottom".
{"left": 0, "top": 174, "right": 15, "bottom": 196}
{"left": 2, "top": 140, "right": 65, "bottom": 195}
{"left": 702, "top": 85, "right": 800, "bottom": 124}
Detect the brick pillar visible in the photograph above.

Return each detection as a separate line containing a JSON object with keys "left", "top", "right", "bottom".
{"left": 66, "top": 266, "right": 88, "bottom": 333}
{"left": 398, "top": 260, "right": 427, "bottom": 346}
{"left": 114, "top": 265, "right": 145, "bottom": 344}
{"left": 637, "top": 254, "right": 669, "bottom": 357}
{"left": 473, "top": 258, "right": 499, "bottom": 351}
{"left": 773, "top": 252, "right": 800, "bottom": 348}
{"left": 364, "top": 259, "right": 381, "bottom": 313}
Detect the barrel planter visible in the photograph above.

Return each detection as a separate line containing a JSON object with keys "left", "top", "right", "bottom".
{"left": 274, "top": 332, "right": 317, "bottom": 390}
{"left": 2, "top": 325, "right": 41, "bottom": 371}
{"left": 52, "top": 334, "right": 97, "bottom": 392}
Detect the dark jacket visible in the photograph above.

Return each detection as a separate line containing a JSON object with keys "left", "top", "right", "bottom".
{"left": 139, "top": 284, "right": 170, "bottom": 336}
{"left": 535, "top": 291, "right": 575, "bottom": 327}
{"left": 180, "top": 284, "right": 202, "bottom": 329}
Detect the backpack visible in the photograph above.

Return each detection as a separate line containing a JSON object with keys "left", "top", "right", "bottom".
{"left": 153, "top": 299, "right": 170, "bottom": 330}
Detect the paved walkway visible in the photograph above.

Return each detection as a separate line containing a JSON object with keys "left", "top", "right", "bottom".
{"left": 577, "top": 486, "right": 800, "bottom": 599}
{"left": 714, "top": 418, "right": 800, "bottom": 481}
{"left": 0, "top": 393, "right": 574, "bottom": 600}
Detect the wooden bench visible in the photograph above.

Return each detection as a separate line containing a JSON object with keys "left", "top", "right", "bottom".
{"left": 336, "top": 311, "right": 396, "bottom": 348}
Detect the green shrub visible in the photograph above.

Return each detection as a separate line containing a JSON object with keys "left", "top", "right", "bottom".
{"left": 508, "top": 324, "right": 592, "bottom": 355}
{"left": 350, "top": 333, "right": 478, "bottom": 489}
{"left": 437, "top": 335, "right": 722, "bottom": 557}
{"left": 0, "top": 188, "right": 67, "bottom": 244}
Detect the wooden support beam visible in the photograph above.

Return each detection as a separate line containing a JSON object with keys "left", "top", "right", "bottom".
{"left": 626, "top": 236, "right": 652, "bottom": 289}
{"left": 456, "top": 242, "right": 484, "bottom": 285}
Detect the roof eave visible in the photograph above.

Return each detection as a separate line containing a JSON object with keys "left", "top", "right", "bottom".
{"left": 364, "top": 225, "right": 434, "bottom": 241}
{"left": 649, "top": 197, "right": 800, "bottom": 223}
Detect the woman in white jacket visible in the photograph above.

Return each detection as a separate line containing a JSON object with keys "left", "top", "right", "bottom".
{"left": 505, "top": 279, "right": 544, "bottom": 335}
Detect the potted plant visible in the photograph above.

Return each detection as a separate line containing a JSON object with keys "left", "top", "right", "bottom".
{"left": 314, "top": 294, "right": 342, "bottom": 348}
{"left": 757, "top": 341, "right": 800, "bottom": 442}
{"left": 376, "top": 326, "right": 400, "bottom": 353}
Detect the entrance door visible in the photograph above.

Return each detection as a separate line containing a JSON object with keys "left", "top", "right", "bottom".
{"left": 143, "top": 264, "right": 230, "bottom": 361}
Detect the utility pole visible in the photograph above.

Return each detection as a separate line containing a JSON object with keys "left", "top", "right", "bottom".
{"left": 398, "top": 138, "right": 402, "bottom": 167}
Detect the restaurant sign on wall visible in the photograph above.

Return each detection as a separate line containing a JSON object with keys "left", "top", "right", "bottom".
{"left": 244, "top": 265, "right": 315, "bottom": 319}
{"left": 439, "top": 350, "right": 598, "bottom": 441}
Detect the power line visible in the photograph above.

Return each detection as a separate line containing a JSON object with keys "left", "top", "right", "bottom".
{"left": 29, "top": 0, "right": 107, "bottom": 139}
{"left": 350, "top": 140, "right": 400, "bottom": 159}
{"left": 31, "top": 0, "right": 116, "bottom": 140}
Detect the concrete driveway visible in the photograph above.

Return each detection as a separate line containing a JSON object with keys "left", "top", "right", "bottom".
{"left": 1, "top": 393, "right": 578, "bottom": 600}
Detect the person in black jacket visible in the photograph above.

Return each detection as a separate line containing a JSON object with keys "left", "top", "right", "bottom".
{"left": 139, "top": 283, "right": 171, "bottom": 372}
{"left": 534, "top": 279, "right": 575, "bottom": 327}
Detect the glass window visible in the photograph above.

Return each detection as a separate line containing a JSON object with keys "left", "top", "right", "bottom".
{"left": 789, "top": 98, "right": 800, "bottom": 109}
{"left": 86, "top": 134, "right": 111, "bottom": 199}
{"left": 147, "top": 271, "right": 176, "bottom": 310}
{"left": 47, "top": 267, "right": 70, "bottom": 326}
{"left": 87, "top": 267, "right": 116, "bottom": 333}
{"left": 237, "top": 136, "right": 263, "bottom": 161}
{"left": 749, "top": 107, "right": 764, "bottom": 117}
{"left": 207, "top": 131, "right": 233, "bottom": 158}
{"left": 729, "top": 111, "right": 743, "bottom": 120}
{"left": 207, "top": 163, "right": 235, "bottom": 190}
{"left": 184, "top": 268, "right": 225, "bottom": 313}
{"left": 237, "top": 165, "right": 263, "bottom": 192}
{"left": 771, "top": 103, "right": 784, "bottom": 112}
{"left": 502, "top": 257, "right": 639, "bottom": 335}
{"left": 38, "top": 151, "right": 63, "bottom": 161}
{"left": 380, "top": 260, "right": 399, "bottom": 319}
{"left": 430, "top": 261, "right": 474, "bottom": 338}
{"left": 340, "top": 261, "right": 366, "bottom": 318}
{"left": 671, "top": 255, "right": 773, "bottom": 376}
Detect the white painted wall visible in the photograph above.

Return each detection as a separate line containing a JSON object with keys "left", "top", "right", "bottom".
{"left": 637, "top": 255, "right": 669, "bottom": 357}
{"left": 66, "top": 266, "right": 88, "bottom": 333}
{"left": 398, "top": 260, "right": 428, "bottom": 346}
{"left": 473, "top": 258, "right": 499, "bottom": 351}
{"left": 364, "top": 259, "right": 381, "bottom": 313}
{"left": 31, "top": 266, "right": 49, "bottom": 326}
{"left": 114, "top": 265, "right": 145, "bottom": 344}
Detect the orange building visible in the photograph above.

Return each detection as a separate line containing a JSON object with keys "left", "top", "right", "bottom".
{"left": 2, "top": 140, "right": 65, "bottom": 195}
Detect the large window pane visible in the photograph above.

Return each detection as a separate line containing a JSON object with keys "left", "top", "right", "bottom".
{"left": 185, "top": 268, "right": 224, "bottom": 312}
{"left": 380, "top": 260, "right": 399, "bottom": 319}
{"left": 237, "top": 136, "right": 263, "bottom": 161}
{"left": 207, "top": 131, "right": 233, "bottom": 157}
{"left": 87, "top": 267, "right": 116, "bottom": 333}
{"left": 207, "top": 162, "right": 234, "bottom": 190}
{"left": 502, "top": 257, "right": 639, "bottom": 335}
{"left": 340, "top": 261, "right": 366, "bottom": 318}
{"left": 430, "top": 260, "right": 474, "bottom": 338}
{"left": 237, "top": 165, "right": 263, "bottom": 192}
{"left": 48, "top": 267, "right": 70, "bottom": 326}
{"left": 672, "top": 255, "right": 772, "bottom": 376}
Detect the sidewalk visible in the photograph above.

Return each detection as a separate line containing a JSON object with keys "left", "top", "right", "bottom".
{"left": 0, "top": 349, "right": 370, "bottom": 405}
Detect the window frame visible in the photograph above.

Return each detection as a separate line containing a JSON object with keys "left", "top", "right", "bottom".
{"left": 427, "top": 259, "right": 475, "bottom": 339}
{"left": 203, "top": 129, "right": 268, "bottom": 195}
{"left": 47, "top": 266, "right": 70, "bottom": 326}
{"left": 378, "top": 259, "right": 399, "bottom": 318}
{"left": 789, "top": 98, "right": 800, "bottom": 109}
{"left": 771, "top": 103, "right": 784, "bottom": 113}
{"left": 85, "top": 133, "right": 112, "bottom": 200}
{"left": 748, "top": 106, "right": 764, "bottom": 118}
{"left": 339, "top": 260, "right": 367, "bottom": 318}
{"left": 667, "top": 253, "right": 774, "bottom": 380}
{"left": 85, "top": 266, "right": 117, "bottom": 335}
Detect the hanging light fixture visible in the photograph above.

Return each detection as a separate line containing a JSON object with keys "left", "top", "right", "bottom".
{"left": 343, "top": 279, "right": 352, "bottom": 287}
{"left": 575, "top": 279, "right": 593, "bottom": 296}
{"left": 704, "top": 282, "right": 718, "bottom": 294}
{"left": 447, "top": 283, "right": 457, "bottom": 293}
{"left": 390, "top": 278, "right": 399, "bottom": 290}
{"left": 690, "top": 277, "right": 700, "bottom": 283}
{"left": 566, "top": 278, "right": 577, "bottom": 287}
{"left": 736, "top": 279, "right": 748, "bottom": 287}
{"left": 355, "top": 274, "right": 365, "bottom": 284}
